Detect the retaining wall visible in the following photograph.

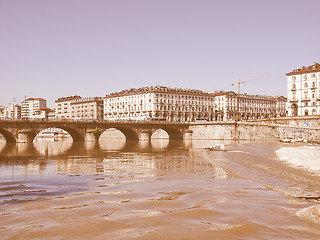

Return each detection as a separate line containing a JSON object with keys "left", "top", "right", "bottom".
{"left": 190, "top": 122, "right": 320, "bottom": 141}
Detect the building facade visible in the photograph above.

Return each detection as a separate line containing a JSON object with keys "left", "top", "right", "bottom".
{"left": 286, "top": 62, "right": 320, "bottom": 116}
{"left": 55, "top": 96, "right": 103, "bottom": 120}
{"left": 21, "top": 98, "right": 46, "bottom": 119}
{"left": 33, "top": 107, "right": 54, "bottom": 120}
{"left": 211, "top": 91, "right": 287, "bottom": 121}
{"left": 55, "top": 96, "right": 81, "bottom": 119}
{"left": 211, "top": 91, "right": 238, "bottom": 121}
{"left": 0, "top": 107, "right": 4, "bottom": 119}
{"left": 104, "top": 86, "right": 216, "bottom": 122}
{"left": 70, "top": 97, "right": 103, "bottom": 120}
{"left": 0, "top": 105, "right": 21, "bottom": 119}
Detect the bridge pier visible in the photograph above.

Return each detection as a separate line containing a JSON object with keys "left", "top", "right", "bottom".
{"left": 17, "top": 129, "right": 36, "bottom": 143}
{"left": 85, "top": 129, "right": 101, "bottom": 142}
{"left": 183, "top": 129, "right": 193, "bottom": 141}
{"left": 139, "top": 129, "right": 152, "bottom": 142}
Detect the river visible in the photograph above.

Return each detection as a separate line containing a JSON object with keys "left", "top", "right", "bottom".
{"left": 0, "top": 137, "right": 320, "bottom": 239}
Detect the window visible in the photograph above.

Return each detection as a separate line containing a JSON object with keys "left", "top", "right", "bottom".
{"left": 304, "top": 82, "right": 308, "bottom": 88}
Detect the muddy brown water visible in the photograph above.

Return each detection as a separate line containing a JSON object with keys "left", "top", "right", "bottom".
{"left": 0, "top": 138, "right": 320, "bottom": 239}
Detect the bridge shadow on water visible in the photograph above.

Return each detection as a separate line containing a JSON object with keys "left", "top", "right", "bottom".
{"left": 0, "top": 138, "right": 190, "bottom": 159}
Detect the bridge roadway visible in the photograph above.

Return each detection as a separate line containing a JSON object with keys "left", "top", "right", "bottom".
{"left": 0, "top": 120, "right": 193, "bottom": 143}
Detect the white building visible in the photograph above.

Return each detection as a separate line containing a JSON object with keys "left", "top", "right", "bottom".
{"left": 70, "top": 97, "right": 103, "bottom": 121}
{"left": 211, "top": 91, "right": 287, "bottom": 121}
{"left": 286, "top": 62, "right": 320, "bottom": 116}
{"left": 0, "top": 105, "right": 21, "bottom": 119}
{"left": 33, "top": 107, "right": 54, "bottom": 120}
{"left": 211, "top": 91, "right": 238, "bottom": 121}
{"left": 55, "top": 96, "right": 81, "bottom": 120}
{"left": 55, "top": 96, "right": 103, "bottom": 120}
{"left": 104, "top": 86, "right": 216, "bottom": 122}
{"left": 21, "top": 98, "right": 47, "bottom": 119}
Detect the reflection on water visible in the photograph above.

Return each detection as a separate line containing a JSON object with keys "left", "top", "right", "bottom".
{"left": 1, "top": 139, "right": 320, "bottom": 239}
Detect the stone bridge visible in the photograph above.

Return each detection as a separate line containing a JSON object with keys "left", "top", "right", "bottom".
{"left": 0, "top": 120, "right": 193, "bottom": 143}
{"left": 1, "top": 120, "right": 320, "bottom": 144}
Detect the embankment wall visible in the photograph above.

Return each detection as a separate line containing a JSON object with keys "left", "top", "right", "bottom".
{"left": 190, "top": 122, "right": 320, "bottom": 141}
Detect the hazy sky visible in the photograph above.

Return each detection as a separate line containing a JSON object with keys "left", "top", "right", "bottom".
{"left": 1, "top": 0, "right": 320, "bottom": 107}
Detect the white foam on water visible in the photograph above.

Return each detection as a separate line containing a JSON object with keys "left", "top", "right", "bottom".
{"left": 275, "top": 146, "right": 320, "bottom": 175}
{"left": 296, "top": 205, "right": 320, "bottom": 224}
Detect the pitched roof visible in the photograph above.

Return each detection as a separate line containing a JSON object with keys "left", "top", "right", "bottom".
{"left": 39, "top": 107, "right": 53, "bottom": 112}
{"left": 210, "top": 91, "right": 236, "bottom": 97}
{"left": 286, "top": 62, "right": 320, "bottom": 76}
{"left": 24, "top": 97, "right": 46, "bottom": 101}
{"left": 55, "top": 95, "right": 81, "bottom": 102}
{"left": 105, "top": 86, "right": 210, "bottom": 98}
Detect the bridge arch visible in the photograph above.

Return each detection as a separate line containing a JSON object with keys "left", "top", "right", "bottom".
{"left": 33, "top": 127, "right": 84, "bottom": 142}
{"left": 56, "top": 127, "right": 84, "bottom": 141}
{"left": 151, "top": 127, "right": 183, "bottom": 140}
{"left": 151, "top": 129, "right": 169, "bottom": 139}
{"left": 0, "top": 128, "right": 16, "bottom": 143}
{"left": 99, "top": 126, "right": 139, "bottom": 141}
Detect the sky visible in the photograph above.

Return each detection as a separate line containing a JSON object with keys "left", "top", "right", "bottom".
{"left": 1, "top": 0, "right": 320, "bottom": 108}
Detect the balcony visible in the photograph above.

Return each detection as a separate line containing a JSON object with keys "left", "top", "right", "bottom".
{"left": 289, "top": 98, "right": 298, "bottom": 103}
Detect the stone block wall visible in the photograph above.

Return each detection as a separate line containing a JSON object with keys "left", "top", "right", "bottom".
{"left": 190, "top": 122, "right": 320, "bottom": 141}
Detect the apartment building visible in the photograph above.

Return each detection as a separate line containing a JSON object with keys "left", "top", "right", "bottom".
{"left": 55, "top": 96, "right": 81, "bottom": 119}
{"left": 21, "top": 98, "right": 46, "bottom": 119}
{"left": 286, "top": 62, "right": 320, "bottom": 116}
{"left": 104, "top": 86, "right": 216, "bottom": 122}
{"left": 70, "top": 97, "right": 103, "bottom": 120}
{"left": 0, "top": 104, "right": 21, "bottom": 119}
{"left": 211, "top": 91, "right": 287, "bottom": 121}
{"left": 55, "top": 96, "right": 103, "bottom": 120}
{"left": 33, "top": 107, "right": 54, "bottom": 120}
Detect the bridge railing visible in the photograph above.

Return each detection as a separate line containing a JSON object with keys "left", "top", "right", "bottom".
{"left": 0, "top": 118, "right": 190, "bottom": 125}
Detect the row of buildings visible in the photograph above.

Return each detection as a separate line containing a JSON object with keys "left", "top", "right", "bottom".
{"left": 1, "top": 61, "right": 319, "bottom": 122}
{"left": 0, "top": 87, "right": 286, "bottom": 122}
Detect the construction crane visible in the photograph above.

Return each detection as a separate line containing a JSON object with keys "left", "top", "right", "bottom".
{"left": 232, "top": 76, "right": 270, "bottom": 94}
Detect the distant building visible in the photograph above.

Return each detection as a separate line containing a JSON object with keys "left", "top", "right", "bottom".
{"left": 211, "top": 91, "right": 287, "bottom": 121}
{"left": 55, "top": 96, "right": 103, "bottom": 120}
{"left": 48, "top": 109, "right": 56, "bottom": 120}
{"left": 0, "top": 104, "right": 21, "bottom": 119}
{"left": 70, "top": 97, "right": 103, "bottom": 120}
{"left": 34, "top": 107, "right": 54, "bottom": 120}
{"left": 21, "top": 98, "right": 46, "bottom": 119}
{"left": 55, "top": 96, "right": 81, "bottom": 119}
{"left": 286, "top": 62, "right": 320, "bottom": 116}
{"left": 275, "top": 96, "right": 287, "bottom": 117}
{"left": 0, "top": 107, "right": 4, "bottom": 119}
{"left": 104, "top": 86, "right": 216, "bottom": 122}
{"left": 210, "top": 91, "right": 238, "bottom": 121}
